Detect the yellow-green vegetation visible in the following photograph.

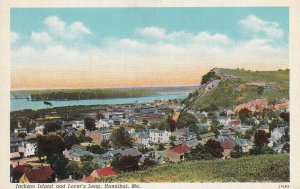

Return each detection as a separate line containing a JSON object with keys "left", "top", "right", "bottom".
{"left": 190, "top": 68, "right": 289, "bottom": 110}
{"left": 94, "top": 154, "right": 289, "bottom": 182}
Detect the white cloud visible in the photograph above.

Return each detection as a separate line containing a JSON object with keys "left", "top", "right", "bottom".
{"left": 137, "top": 27, "right": 166, "bottom": 39}
{"left": 12, "top": 15, "right": 288, "bottom": 79}
{"left": 44, "top": 16, "right": 92, "bottom": 40}
{"left": 31, "top": 32, "right": 52, "bottom": 43}
{"left": 11, "top": 32, "right": 20, "bottom": 44}
{"left": 239, "top": 15, "right": 284, "bottom": 39}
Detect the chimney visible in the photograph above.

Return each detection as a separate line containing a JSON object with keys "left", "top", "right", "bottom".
{"left": 55, "top": 177, "right": 58, "bottom": 182}
{"left": 69, "top": 175, "right": 72, "bottom": 179}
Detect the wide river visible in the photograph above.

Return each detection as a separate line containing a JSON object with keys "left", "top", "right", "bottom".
{"left": 10, "top": 93, "right": 188, "bottom": 112}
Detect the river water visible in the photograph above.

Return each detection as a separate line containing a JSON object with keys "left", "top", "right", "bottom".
{"left": 10, "top": 93, "right": 188, "bottom": 112}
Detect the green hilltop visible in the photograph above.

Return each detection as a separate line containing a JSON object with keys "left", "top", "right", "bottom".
{"left": 183, "top": 68, "right": 289, "bottom": 110}
{"left": 95, "top": 154, "right": 289, "bottom": 182}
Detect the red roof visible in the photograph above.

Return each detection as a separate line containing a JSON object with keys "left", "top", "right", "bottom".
{"left": 220, "top": 140, "right": 236, "bottom": 149}
{"left": 83, "top": 175, "right": 94, "bottom": 182}
{"left": 230, "top": 120, "right": 240, "bottom": 126}
{"left": 170, "top": 143, "right": 191, "bottom": 154}
{"left": 94, "top": 167, "right": 116, "bottom": 177}
{"left": 24, "top": 166, "right": 53, "bottom": 183}
{"left": 13, "top": 165, "right": 29, "bottom": 173}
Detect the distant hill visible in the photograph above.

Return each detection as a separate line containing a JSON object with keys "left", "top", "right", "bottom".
{"left": 182, "top": 68, "right": 289, "bottom": 110}
{"left": 95, "top": 154, "right": 289, "bottom": 182}
{"left": 10, "top": 86, "right": 197, "bottom": 101}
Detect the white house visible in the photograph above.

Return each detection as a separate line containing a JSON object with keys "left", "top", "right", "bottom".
{"left": 217, "top": 116, "right": 232, "bottom": 126}
{"left": 268, "top": 127, "right": 286, "bottom": 147}
{"left": 95, "top": 119, "right": 110, "bottom": 129}
{"left": 149, "top": 129, "right": 171, "bottom": 143}
{"left": 18, "top": 141, "right": 36, "bottom": 157}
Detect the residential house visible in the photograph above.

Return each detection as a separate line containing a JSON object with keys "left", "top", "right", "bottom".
{"left": 64, "top": 145, "right": 100, "bottom": 162}
{"left": 85, "top": 129, "right": 112, "bottom": 144}
{"left": 199, "top": 132, "right": 216, "bottom": 143}
{"left": 273, "top": 142, "right": 289, "bottom": 153}
{"left": 172, "top": 128, "right": 197, "bottom": 141}
{"left": 164, "top": 143, "right": 191, "bottom": 162}
{"left": 18, "top": 165, "right": 53, "bottom": 183}
{"left": 219, "top": 139, "right": 236, "bottom": 158}
{"left": 135, "top": 131, "right": 151, "bottom": 147}
{"left": 101, "top": 148, "right": 142, "bottom": 162}
{"left": 14, "top": 128, "right": 27, "bottom": 135}
{"left": 18, "top": 141, "right": 36, "bottom": 157}
{"left": 185, "top": 139, "right": 200, "bottom": 149}
{"left": 83, "top": 167, "right": 116, "bottom": 182}
{"left": 217, "top": 116, "right": 232, "bottom": 126}
{"left": 226, "top": 109, "right": 234, "bottom": 116}
{"left": 229, "top": 120, "right": 241, "bottom": 128}
{"left": 149, "top": 129, "right": 171, "bottom": 143}
{"left": 234, "top": 138, "right": 254, "bottom": 153}
{"left": 95, "top": 119, "right": 110, "bottom": 129}
{"left": 268, "top": 127, "right": 286, "bottom": 147}
{"left": 257, "top": 125, "right": 270, "bottom": 133}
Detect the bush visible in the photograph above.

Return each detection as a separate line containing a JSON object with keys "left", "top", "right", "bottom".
{"left": 204, "top": 139, "right": 223, "bottom": 158}
{"left": 111, "top": 156, "right": 139, "bottom": 172}
{"left": 142, "top": 158, "right": 156, "bottom": 169}
{"left": 186, "top": 143, "right": 213, "bottom": 160}
{"left": 230, "top": 145, "right": 244, "bottom": 158}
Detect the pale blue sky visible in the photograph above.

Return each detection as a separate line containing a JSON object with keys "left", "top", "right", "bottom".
{"left": 11, "top": 7, "right": 289, "bottom": 46}
{"left": 10, "top": 8, "right": 289, "bottom": 89}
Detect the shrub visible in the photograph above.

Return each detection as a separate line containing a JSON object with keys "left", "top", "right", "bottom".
{"left": 111, "top": 156, "right": 139, "bottom": 172}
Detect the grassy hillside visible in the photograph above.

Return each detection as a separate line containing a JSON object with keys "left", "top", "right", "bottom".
{"left": 95, "top": 154, "right": 289, "bottom": 182}
{"left": 187, "top": 68, "right": 289, "bottom": 110}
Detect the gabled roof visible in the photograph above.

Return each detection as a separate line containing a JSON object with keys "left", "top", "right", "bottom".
{"left": 24, "top": 166, "right": 53, "bottom": 183}
{"left": 169, "top": 143, "right": 191, "bottom": 154}
{"left": 83, "top": 175, "right": 94, "bottom": 182}
{"left": 186, "top": 139, "right": 199, "bottom": 147}
{"left": 220, "top": 139, "right": 236, "bottom": 149}
{"left": 94, "top": 166, "right": 116, "bottom": 177}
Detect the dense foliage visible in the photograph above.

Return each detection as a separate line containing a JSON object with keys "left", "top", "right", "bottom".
{"left": 95, "top": 154, "right": 289, "bottom": 182}
{"left": 110, "top": 126, "right": 133, "bottom": 148}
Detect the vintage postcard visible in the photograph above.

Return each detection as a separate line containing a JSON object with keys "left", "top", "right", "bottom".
{"left": 1, "top": 1, "right": 300, "bottom": 189}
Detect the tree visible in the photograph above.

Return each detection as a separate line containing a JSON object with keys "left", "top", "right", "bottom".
{"left": 36, "top": 134, "right": 65, "bottom": 159}
{"left": 86, "top": 145, "right": 106, "bottom": 155}
{"left": 204, "top": 139, "right": 223, "bottom": 158}
{"left": 167, "top": 116, "right": 176, "bottom": 132}
{"left": 245, "top": 129, "right": 254, "bottom": 140}
{"left": 47, "top": 154, "right": 69, "bottom": 179}
{"left": 157, "top": 143, "right": 165, "bottom": 151}
{"left": 84, "top": 117, "right": 96, "bottom": 131}
{"left": 65, "top": 161, "right": 83, "bottom": 180}
{"left": 17, "top": 132, "right": 27, "bottom": 138}
{"left": 230, "top": 145, "right": 244, "bottom": 158}
{"left": 238, "top": 108, "right": 252, "bottom": 124}
{"left": 80, "top": 155, "right": 100, "bottom": 176}
{"left": 111, "top": 156, "right": 139, "bottom": 172}
{"left": 254, "top": 130, "right": 269, "bottom": 148}
{"left": 101, "top": 140, "right": 111, "bottom": 151}
{"left": 44, "top": 122, "right": 61, "bottom": 134}
{"left": 64, "top": 133, "right": 81, "bottom": 150}
{"left": 151, "top": 120, "right": 169, "bottom": 131}
{"left": 80, "top": 154, "right": 94, "bottom": 162}
{"left": 96, "top": 112, "right": 105, "bottom": 121}
{"left": 176, "top": 112, "right": 198, "bottom": 131}
{"left": 201, "top": 71, "right": 221, "bottom": 85}
{"left": 110, "top": 126, "right": 133, "bottom": 148}
{"left": 280, "top": 112, "right": 289, "bottom": 124}
{"left": 142, "top": 158, "right": 156, "bottom": 169}
{"left": 257, "top": 86, "right": 264, "bottom": 95}
{"left": 186, "top": 143, "right": 213, "bottom": 160}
